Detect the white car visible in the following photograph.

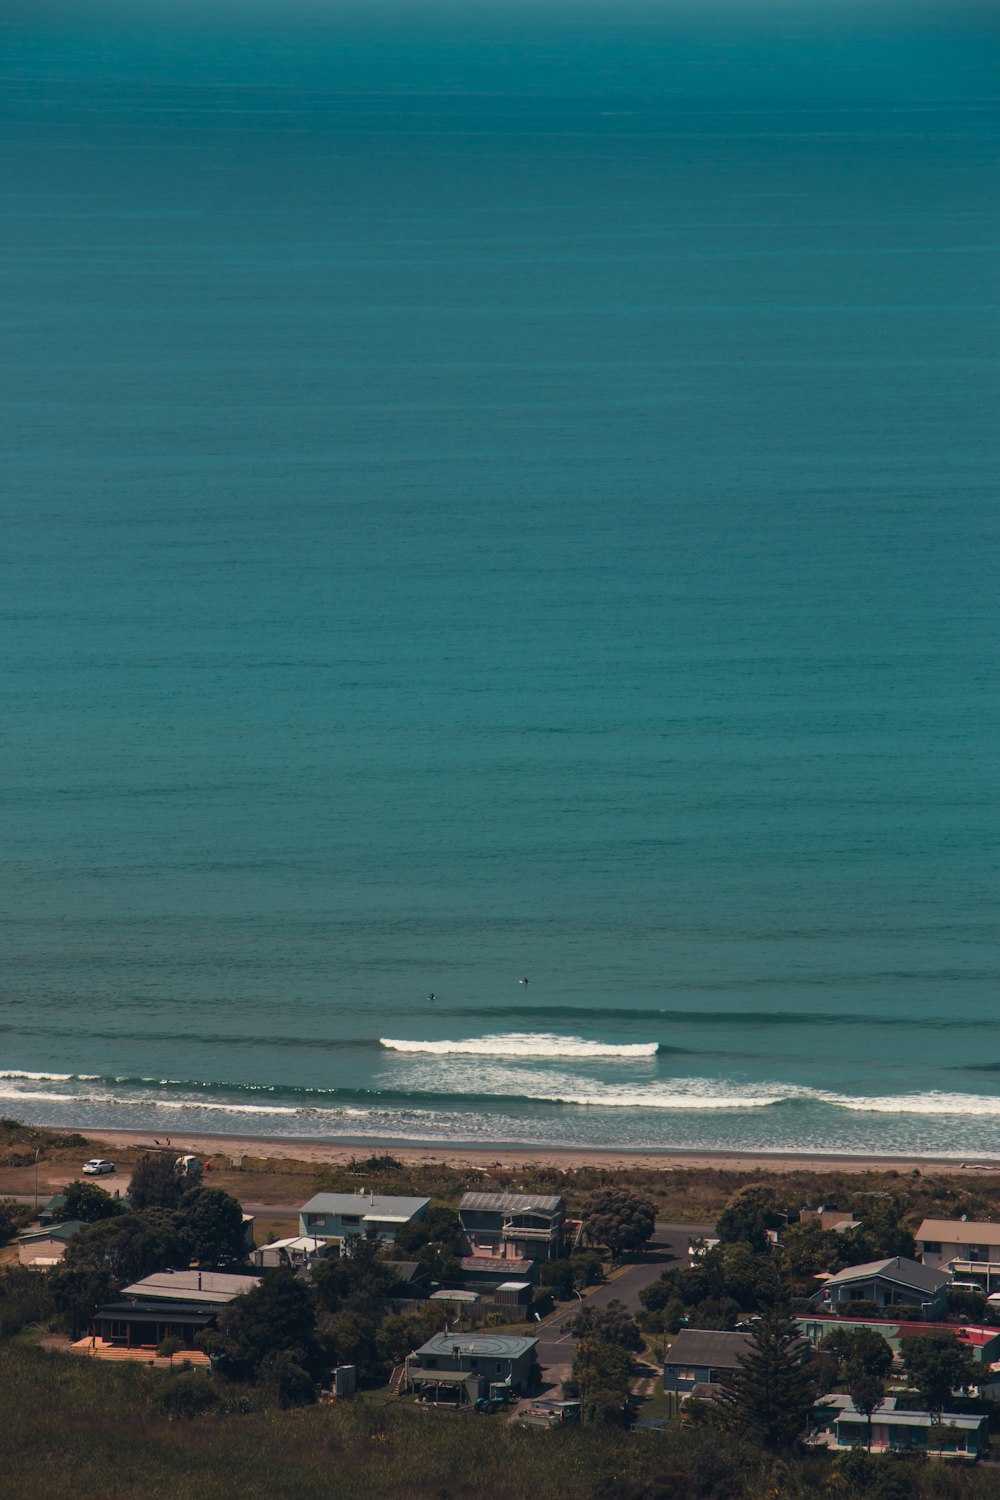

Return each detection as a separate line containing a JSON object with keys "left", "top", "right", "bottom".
{"left": 82, "top": 1158, "right": 115, "bottom": 1176}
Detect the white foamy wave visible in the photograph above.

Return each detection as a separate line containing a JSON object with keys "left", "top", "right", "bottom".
{"left": 380, "top": 1032, "right": 658, "bottom": 1059}
{"left": 0, "top": 1070, "right": 75, "bottom": 1081}
{"left": 824, "top": 1090, "right": 1000, "bottom": 1117}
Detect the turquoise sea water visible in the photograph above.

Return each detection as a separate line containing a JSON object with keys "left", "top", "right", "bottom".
{"left": 2, "top": 2, "right": 998, "bottom": 1155}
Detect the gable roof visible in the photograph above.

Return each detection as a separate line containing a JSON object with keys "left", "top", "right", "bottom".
{"left": 665, "top": 1329, "right": 753, "bottom": 1369}
{"left": 823, "top": 1257, "right": 947, "bottom": 1295}
{"left": 120, "top": 1271, "right": 260, "bottom": 1305}
{"left": 19, "top": 1220, "right": 86, "bottom": 1244}
{"left": 300, "top": 1192, "right": 429, "bottom": 1221}
{"left": 916, "top": 1219, "right": 1000, "bottom": 1245}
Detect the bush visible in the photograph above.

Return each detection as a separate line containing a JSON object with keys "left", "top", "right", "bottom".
{"left": 157, "top": 1371, "right": 220, "bottom": 1420}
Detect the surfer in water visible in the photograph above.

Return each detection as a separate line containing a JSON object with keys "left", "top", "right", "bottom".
{"left": 427, "top": 992, "right": 437, "bottom": 1002}
{"left": 518, "top": 976, "right": 529, "bottom": 986}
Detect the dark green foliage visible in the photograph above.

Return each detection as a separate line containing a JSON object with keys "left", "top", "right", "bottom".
{"left": 899, "top": 1332, "right": 977, "bottom": 1418}
{"left": 566, "top": 1337, "right": 633, "bottom": 1424}
{"left": 0, "top": 1265, "right": 54, "bottom": 1338}
{"left": 833, "top": 1449, "right": 920, "bottom": 1499}
{"left": 947, "top": 1287, "right": 986, "bottom": 1320}
{"left": 848, "top": 1371, "right": 887, "bottom": 1451}
{"left": 715, "top": 1309, "right": 817, "bottom": 1452}
{"left": 157, "top": 1370, "right": 221, "bottom": 1420}
{"left": 61, "top": 1179, "right": 128, "bottom": 1223}
{"left": 0, "top": 1198, "right": 33, "bottom": 1245}
{"left": 212, "top": 1270, "right": 319, "bottom": 1381}
{"left": 392, "top": 1205, "right": 460, "bottom": 1255}
{"left": 716, "top": 1187, "right": 782, "bottom": 1253}
{"left": 48, "top": 1264, "right": 118, "bottom": 1337}
{"left": 582, "top": 1187, "right": 655, "bottom": 1257}
{"left": 127, "top": 1152, "right": 185, "bottom": 1211}
{"left": 258, "top": 1350, "right": 315, "bottom": 1407}
{"left": 566, "top": 1298, "right": 642, "bottom": 1352}
{"left": 157, "top": 1334, "right": 186, "bottom": 1363}
{"left": 322, "top": 1309, "right": 378, "bottom": 1380}
{"left": 539, "top": 1258, "right": 575, "bottom": 1298}
{"left": 62, "top": 1211, "right": 186, "bottom": 1284}
{"left": 822, "top": 1327, "right": 894, "bottom": 1382}
{"left": 177, "top": 1186, "right": 247, "bottom": 1267}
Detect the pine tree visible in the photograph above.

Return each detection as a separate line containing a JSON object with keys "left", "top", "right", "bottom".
{"left": 716, "top": 1309, "right": 817, "bottom": 1452}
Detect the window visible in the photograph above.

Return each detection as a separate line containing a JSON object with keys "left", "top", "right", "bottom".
{"left": 341, "top": 1215, "right": 361, "bottom": 1227}
{"left": 967, "top": 1246, "right": 986, "bottom": 1261}
{"left": 675, "top": 1367, "right": 695, "bottom": 1382}
{"left": 305, "top": 1214, "right": 325, "bottom": 1228}
{"left": 496, "top": 1363, "right": 505, "bottom": 1374}
{"left": 424, "top": 1358, "right": 436, "bottom": 1369}
{"left": 922, "top": 1241, "right": 941, "bottom": 1254}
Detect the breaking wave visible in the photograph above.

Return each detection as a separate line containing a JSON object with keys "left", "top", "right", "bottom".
{"left": 380, "top": 1032, "right": 658, "bottom": 1059}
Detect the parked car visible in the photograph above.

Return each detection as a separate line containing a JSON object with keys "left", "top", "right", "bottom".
{"left": 82, "top": 1158, "right": 115, "bottom": 1175}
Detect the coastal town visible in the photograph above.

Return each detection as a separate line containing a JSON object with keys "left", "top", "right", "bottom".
{"left": 4, "top": 1121, "right": 1000, "bottom": 1496}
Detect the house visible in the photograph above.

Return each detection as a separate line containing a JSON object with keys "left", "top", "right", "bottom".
{"left": 797, "top": 1313, "right": 1000, "bottom": 1367}
{"left": 662, "top": 1329, "right": 752, "bottom": 1393}
{"left": 298, "top": 1191, "right": 429, "bottom": 1250}
{"left": 458, "top": 1192, "right": 564, "bottom": 1263}
{"left": 916, "top": 1219, "right": 1000, "bottom": 1288}
{"left": 816, "top": 1257, "right": 949, "bottom": 1319}
{"left": 405, "top": 1331, "right": 538, "bottom": 1404}
{"left": 810, "top": 1394, "right": 988, "bottom": 1461}
{"left": 86, "top": 1270, "right": 261, "bottom": 1357}
{"left": 17, "top": 1220, "right": 85, "bottom": 1267}
{"left": 250, "top": 1235, "right": 328, "bottom": 1269}
{"left": 800, "top": 1205, "right": 860, "bottom": 1233}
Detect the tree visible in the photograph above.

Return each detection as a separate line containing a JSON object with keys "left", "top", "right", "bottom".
{"left": 539, "top": 1259, "right": 575, "bottom": 1300}
{"left": 323, "top": 1309, "right": 379, "bottom": 1381}
{"left": 716, "top": 1310, "right": 817, "bottom": 1452}
{"left": 392, "top": 1206, "right": 460, "bottom": 1255}
{"left": 213, "top": 1270, "right": 319, "bottom": 1380}
{"left": 0, "top": 1199, "right": 31, "bottom": 1246}
{"left": 582, "top": 1188, "right": 655, "bottom": 1258}
{"left": 565, "top": 1337, "right": 633, "bottom": 1424}
{"left": 716, "top": 1187, "right": 782, "bottom": 1254}
{"left": 48, "top": 1264, "right": 118, "bottom": 1338}
{"left": 62, "top": 1211, "right": 187, "bottom": 1285}
{"left": 61, "top": 1180, "right": 127, "bottom": 1224}
{"left": 259, "top": 1350, "right": 315, "bottom": 1407}
{"left": 848, "top": 1371, "right": 885, "bottom": 1453}
{"left": 127, "top": 1152, "right": 185, "bottom": 1211}
{"left": 900, "top": 1333, "right": 976, "bottom": 1420}
{"left": 158, "top": 1333, "right": 186, "bottom": 1365}
{"left": 822, "top": 1327, "right": 894, "bottom": 1383}
{"left": 565, "top": 1299, "right": 642, "bottom": 1352}
{"left": 177, "top": 1187, "right": 246, "bottom": 1267}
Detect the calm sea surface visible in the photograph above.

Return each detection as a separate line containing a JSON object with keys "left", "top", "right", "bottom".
{"left": 2, "top": 2, "right": 998, "bottom": 1154}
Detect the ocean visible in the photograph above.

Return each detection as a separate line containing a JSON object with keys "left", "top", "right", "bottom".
{"left": 2, "top": 1, "right": 998, "bottom": 1157}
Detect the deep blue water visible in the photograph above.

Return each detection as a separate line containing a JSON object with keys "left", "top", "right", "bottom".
{"left": 1, "top": 2, "right": 998, "bottom": 1154}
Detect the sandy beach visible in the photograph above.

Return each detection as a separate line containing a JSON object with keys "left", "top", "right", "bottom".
{"left": 74, "top": 1126, "right": 1000, "bottom": 1177}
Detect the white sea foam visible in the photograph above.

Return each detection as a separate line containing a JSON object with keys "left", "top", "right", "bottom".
{"left": 0, "top": 1070, "right": 75, "bottom": 1081}
{"left": 822, "top": 1090, "right": 1000, "bottom": 1117}
{"left": 380, "top": 1032, "right": 658, "bottom": 1059}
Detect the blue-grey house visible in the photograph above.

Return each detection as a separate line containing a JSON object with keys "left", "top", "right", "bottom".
{"left": 298, "top": 1191, "right": 429, "bottom": 1250}
{"left": 663, "top": 1329, "right": 752, "bottom": 1393}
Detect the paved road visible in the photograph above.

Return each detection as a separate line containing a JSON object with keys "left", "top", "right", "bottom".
{"left": 533, "top": 1221, "right": 714, "bottom": 1384}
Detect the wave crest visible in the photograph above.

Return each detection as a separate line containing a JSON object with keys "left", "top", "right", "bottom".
{"left": 380, "top": 1032, "right": 658, "bottom": 1060}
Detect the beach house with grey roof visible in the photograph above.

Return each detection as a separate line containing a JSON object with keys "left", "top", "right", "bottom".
{"left": 458, "top": 1191, "right": 564, "bottom": 1263}
{"left": 663, "top": 1329, "right": 753, "bottom": 1393}
{"left": 299, "top": 1190, "right": 429, "bottom": 1250}
{"left": 816, "top": 1256, "right": 949, "bottom": 1319}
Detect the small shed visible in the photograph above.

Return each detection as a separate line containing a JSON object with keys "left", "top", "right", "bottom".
{"left": 494, "top": 1280, "right": 532, "bottom": 1309}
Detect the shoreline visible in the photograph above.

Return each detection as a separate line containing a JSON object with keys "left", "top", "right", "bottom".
{"left": 72, "top": 1125, "right": 1000, "bottom": 1176}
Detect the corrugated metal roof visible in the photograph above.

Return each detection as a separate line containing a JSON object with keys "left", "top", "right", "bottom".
{"left": 300, "top": 1192, "right": 429, "bottom": 1218}
{"left": 121, "top": 1271, "right": 260, "bottom": 1304}
{"left": 459, "top": 1192, "right": 563, "bottom": 1214}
